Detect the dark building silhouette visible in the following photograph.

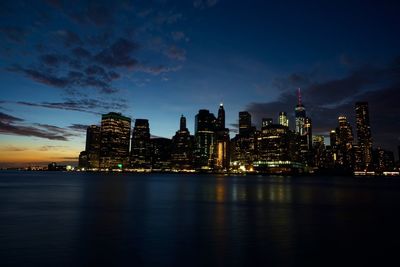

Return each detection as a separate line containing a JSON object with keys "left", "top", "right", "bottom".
{"left": 373, "top": 147, "right": 395, "bottom": 172}
{"left": 131, "top": 119, "right": 151, "bottom": 168}
{"left": 194, "top": 109, "right": 216, "bottom": 169}
{"left": 313, "top": 135, "right": 326, "bottom": 169}
{"left": 216, "top": 103, "right": 225, "bottom": 129}
{"left": 151, "top": 137, "right": 172, "bottom": 170}
{"left": 99, "top": 112, "right": 131, "bottom": 169}
{"left": 398, "top": 145, "right": 400, "bottom": 163}
{"left": 355, "top": 102, "right": 373, "bottom": 170}
{"left": 78, "top": 151, "right": 88, "bottom": 169}
{"left": 239, "top": 111, "right": 252, "bottom": 135}
{"left": 231, "top": 111, "right": 258, "bottom": 169}
{"left": 85, "top": 125, "right": 101, "bottom": 169}
{"left": 171, "top": 115, "right": 194, "bottom": 170}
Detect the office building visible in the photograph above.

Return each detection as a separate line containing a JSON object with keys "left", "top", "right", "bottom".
{"left": 131, "top": 119, "right": 151, "bottom": 168}
{"left": 99, "top": 112, "right": 131, "bottom": 169}
{"left": 336, "top": 115, "right": 354, "bottom": 169}
{"left": 171, "top": 115, "right": 194, "bottom": 170}
{"left": 239, "top": 111, "right": 252, "bottom": 135}
{"left": 355, "top": 102, "right": 373, "bottom": 170}
{"left": 262, "top": 118, "right": 273, "bottom": 129}
{"left": 214, "top": 104, "right": 230, "bottom": 171}
{"left": 279, "top": 111, "right": 289, "bottom": 127}
{"left": 194, "top": 109, "right": 216, "bottom": 169}
{"left": 85, "top": 125, "right": 101, "bottom": 169}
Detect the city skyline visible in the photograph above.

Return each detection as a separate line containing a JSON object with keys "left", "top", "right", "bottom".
{"left": 1, "top": 0, "right": 400, "bottom": 167}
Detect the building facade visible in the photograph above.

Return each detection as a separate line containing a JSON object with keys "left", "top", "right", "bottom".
{"left": 99, "top": 112, "right": 131, "bottom": 169}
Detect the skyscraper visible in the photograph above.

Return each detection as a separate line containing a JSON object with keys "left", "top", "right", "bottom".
{"left": 131, "top": 119, "right": 151, "bottom": 168}
{"left": 151, "top": 137, "right": 172, "bottom": 170}
{"left": 99, "top": 112, "right": 131, "bottom": 169}
{"left": 294, "top": 89, "right": 313, "bottom": 165}
{"left": 304, "top": 117, "right": 312, "bottom": 151}
{"left": 180, "top": 114, "right": 186, "bottom": 131}
{"left": 313, "top": 135, "right": 326, "bottom": 169}
{"left": 239, "top": 111, "right": 252, "bottom": 135}
{"left": 231, "top": 111, "right": 258, "bottom": 168}
{"left": 279, "top": 111, "right": 289, "bottom": 127}
{"left": 214, "top": 104, "right": 230, "bottom": 171}
{"left": 216, "top": 103, "right": 225, "bottom": 129}
{"left": 194, "top": 109, "right": 216, "bottom": 169}
{"left": 355, "top": 102, "right": 373, "bottom": 170}
{"left": 295, "top": 88, "right": 306, "bottom": 135}
{"left": 171, "top": 115, "right": 194, "bottom": 170}
{"left": 336, "top": 115, "right": 354, "bottom": 169}
{"left": 85, "top": 125, "right": 101, "bottom": 169}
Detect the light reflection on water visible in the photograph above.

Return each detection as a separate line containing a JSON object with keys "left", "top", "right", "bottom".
{"left": 1, "top": 171, "right": 400, "bottom": 266}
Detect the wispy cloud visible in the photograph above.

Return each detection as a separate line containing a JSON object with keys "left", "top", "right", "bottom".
{"left": 0, "top": 111, "right": 78, "bottom": 141}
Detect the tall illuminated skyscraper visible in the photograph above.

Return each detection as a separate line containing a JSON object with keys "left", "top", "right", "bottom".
{"left": 295, "top": 88, "right": 306, "bottom": 135}
{"left": 99, "top": 112, "right": 131, "bottom": 169}
{"left": 337, "top": 115, "right": 354, "bottom": 169}
{"left": 279, "top": 111, "right": 289, "bottom": 127}
{"left": 355, "top": 102, "right": 373, "bottom": 170}
{"left": 214, "top": 103, "right": 230, "bottom": 171}
{"left": 294, "top": 89, "right": 313, "bottom": 165}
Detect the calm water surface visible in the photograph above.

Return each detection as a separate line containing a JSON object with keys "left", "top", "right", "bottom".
{"left": 1, "top": 171, "right": 400, "bottom": 266}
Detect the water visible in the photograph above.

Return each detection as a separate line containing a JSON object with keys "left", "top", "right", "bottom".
{"left": 1, "top": 171, "right": 400, "bottom": 266}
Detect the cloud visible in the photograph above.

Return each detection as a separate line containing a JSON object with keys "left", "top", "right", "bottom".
{"left": 0, "top": 26, "right": 28, "bottom": 43}
{"left": 52, "top": 30, "right": 82, "bottom": 47}
{"left": 1, "top": 145, "right": 28, "bottom": 152}
{"left": 246, "top": 57, "right": 400, "bottom": 152}
{"left": 95, "top": 38, "right": 139, "bottom": 67}
{"left": 138, "top": 64, "right": 182, "bottom": 75}
{"left": 71, "top": 47, "right": 91, "bottom": 58}
{"left": 40, "top": 53, "right": 67, "bottom": 67}
{"left": 3, "top": 1, "right": 185, "bottom": 98}
{"left": 8, "top": 65, "right": 70, "bottom": 88}
{"left": 0, "top": 111, "right": 24, "bottom": 123}
{"left": 15, "top": 98, "right": 128, "bottom": 114}
{"left": 38, "top": 145, "right": 65, "bottom": 151}
{"left": 0, "top": 112, "right": 71, "bottom": 141}
{"left": 68, "top": 124, "right": 88, "bottom": 131}
{"left": 8, "top": 64, "right": 118, "bottom": 94}
{"left": 164, "top": 45, "right": 186, "bottom": 61}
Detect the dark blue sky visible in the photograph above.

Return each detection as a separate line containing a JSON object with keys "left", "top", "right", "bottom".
{"left": 1, "top": 0, "right": 400, "bottom": 165}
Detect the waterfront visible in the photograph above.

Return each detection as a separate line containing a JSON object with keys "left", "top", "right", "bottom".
{"left": 1, "top": 171, "right": 400, "bottom": 266}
